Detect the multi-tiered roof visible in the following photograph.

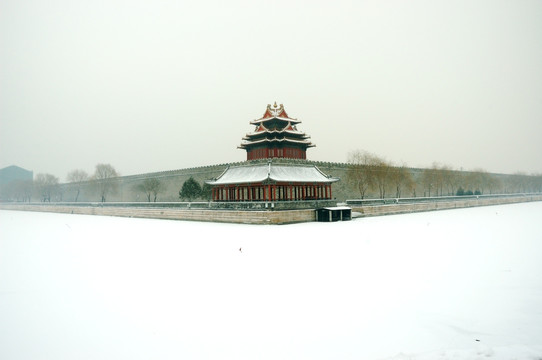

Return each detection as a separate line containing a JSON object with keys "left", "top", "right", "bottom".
{"left": 206, "top": 103, "right": 339, "bottom": 204}
{"left": 239, "top": 103, "right": 314, "bottom": 160}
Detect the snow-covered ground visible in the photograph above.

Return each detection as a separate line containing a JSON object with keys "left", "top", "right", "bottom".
{"left": 1, "top": 202, "right": 542, "bottom": 360}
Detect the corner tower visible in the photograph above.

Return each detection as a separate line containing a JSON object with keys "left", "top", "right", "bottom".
{"left": 239, "top": 102, "right": 314, "bottom": 160}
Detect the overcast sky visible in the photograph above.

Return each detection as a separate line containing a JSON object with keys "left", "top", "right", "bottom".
{"left": 1, "top": 0, "right": 541, "bottom": 180}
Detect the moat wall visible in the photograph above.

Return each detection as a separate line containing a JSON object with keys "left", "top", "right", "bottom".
{"left": 350, "top": 194, "right": 542, "bottom": 217}
{"left": 1, "top": 194, "right": 540, "bottom": 225}
{"left": 0, "top": 202, "right": 318, "bottom": 225}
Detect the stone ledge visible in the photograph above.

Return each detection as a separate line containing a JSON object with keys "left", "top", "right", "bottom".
{"left": 0, "top": 204, "right": 316, "bottom": 225}
{"left": 351, "top": 195, "right": 542, "bottom": 217}
{"left": 2, "top": 195, "right": 540, "bottom": 225}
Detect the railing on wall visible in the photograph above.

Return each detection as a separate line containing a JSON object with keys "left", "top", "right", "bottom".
{"left": 346, "top": 193, "right": 542, "bottom": 206}
{"left": 0, "top": 199, "right": 337, "bottom": 211}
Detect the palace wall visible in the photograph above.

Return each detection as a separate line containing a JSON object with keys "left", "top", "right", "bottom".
{"left": 57, "top": 160, "right": 533, "bottom": 203}
{"left": 60, "top": 163, "right": 230, "bottom": 203}
{"left": 58, "top": 160, "right": 355, "bottom": 203}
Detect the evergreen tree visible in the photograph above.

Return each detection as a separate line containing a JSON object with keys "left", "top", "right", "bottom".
{"left": 201, "top": 182, "right": 213, "bottom": 201}
{"left": 179, "top": 177, "right": 202, "bottom": 201}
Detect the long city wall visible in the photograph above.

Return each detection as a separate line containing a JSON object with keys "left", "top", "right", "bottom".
{"left": 54, "top": 159, "right": 532, "bottom": 203}
{"left": 56, "top": 159, "right": 355, "bottom": 203}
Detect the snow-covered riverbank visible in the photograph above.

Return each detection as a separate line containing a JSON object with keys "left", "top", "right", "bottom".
{"left": 1, "top": 202, "right": 541, "bottom": 359}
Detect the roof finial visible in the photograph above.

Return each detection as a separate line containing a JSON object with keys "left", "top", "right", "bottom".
{"left": 273, "top": 101, "right": 278, "bottom": 108}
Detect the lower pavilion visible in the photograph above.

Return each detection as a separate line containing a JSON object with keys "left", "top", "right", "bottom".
{"left": 206, "top": 103, "right": 339, "bottom": 204}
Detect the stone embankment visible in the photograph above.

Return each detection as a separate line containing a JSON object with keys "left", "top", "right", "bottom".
{"left": 348, "top": 194, "right": 542, "bottom": 218}
{"left": 0, "top": 202, "right": 317, "bottom": 225}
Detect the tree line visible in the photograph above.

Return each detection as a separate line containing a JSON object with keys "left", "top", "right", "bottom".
{"left": 1, "top": 162, "right": 213, "bottom": 203}
{"left": 41, "top": 163, "right": 120, "bottom": 202}
{"left": 3, "top": 155, "right": 540, "bottom": 202}
{"left": 346, "top": 150, "right": 542, "bottom": 199}
{"left": 1, "top": 163, "right": 119, "bottom": 202}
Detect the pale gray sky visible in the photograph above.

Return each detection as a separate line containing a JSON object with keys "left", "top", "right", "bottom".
{"left": 1, "top": 0, "right": 541, "bottom": 180}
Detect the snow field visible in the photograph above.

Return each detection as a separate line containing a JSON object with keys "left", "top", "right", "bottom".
{"left": 1, "top": 202, "right": 541, "bottom": 360}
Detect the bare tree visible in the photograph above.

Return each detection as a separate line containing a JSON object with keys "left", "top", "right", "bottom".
{"left": 34, "top": 173, "right": 59, "bottom": 202}
{"left": 66, "top": 169, "right": 89, "bottom": 202}
{"left": 372, "top": 158, "right": 392, "bottom": 199}
{"left": 93, "top": 164, "right": 118, "bottom": 202}
{"left": 508, "top": 171, "right": 539, "bottom": 193}
{"left": 486, "top": 175, "right": 502, "bottom": 194}
{"left": 441, "top": 165, "right": 461, "bottom": 196}
{"left": 136, "top": 178, "right": 163, "bottom": 202}
{"left": 389, "top": 164, "right": 414, "bottom": 198}
{"left": 532, "top": 173, "right": 542, "bottom": 193}
{"left": 431, "top": 163, "right": 447, "bottom": 196}
{"left": 346, "top": 150, "right": 377, "bottom": 199}
{"left": 16, "top": 180, "right": 33, "bottom": 202}
{"left": 464, "top": 168, "right": 493, "bottom": 195}
{"left": 421, "top": 166, "right": 440, "bottom": 197}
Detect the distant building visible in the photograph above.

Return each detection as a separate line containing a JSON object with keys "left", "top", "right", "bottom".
{"left": 0, "top": 165, "right": 33, "bottom": 202}
{"left": 206, "top": 103, "right": 339, "bottom": 202}
{"left": 0, "top": 165, "right": 33, "bottom": 185}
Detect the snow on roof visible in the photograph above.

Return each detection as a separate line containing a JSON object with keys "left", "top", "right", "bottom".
{"left": 239, "top": 138, "right": 315, "bottom": 147}
{"left": 206, "top": 163, "right": 339, "bottom": 185}
{"left": 323, "top": 206, "right": 352, "bottom": 211}
{"left": 244, "top": 128, "right": 308, "bottom": 137}
{"left": 250, "top": 116, "right": 301, "bottom": 125}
